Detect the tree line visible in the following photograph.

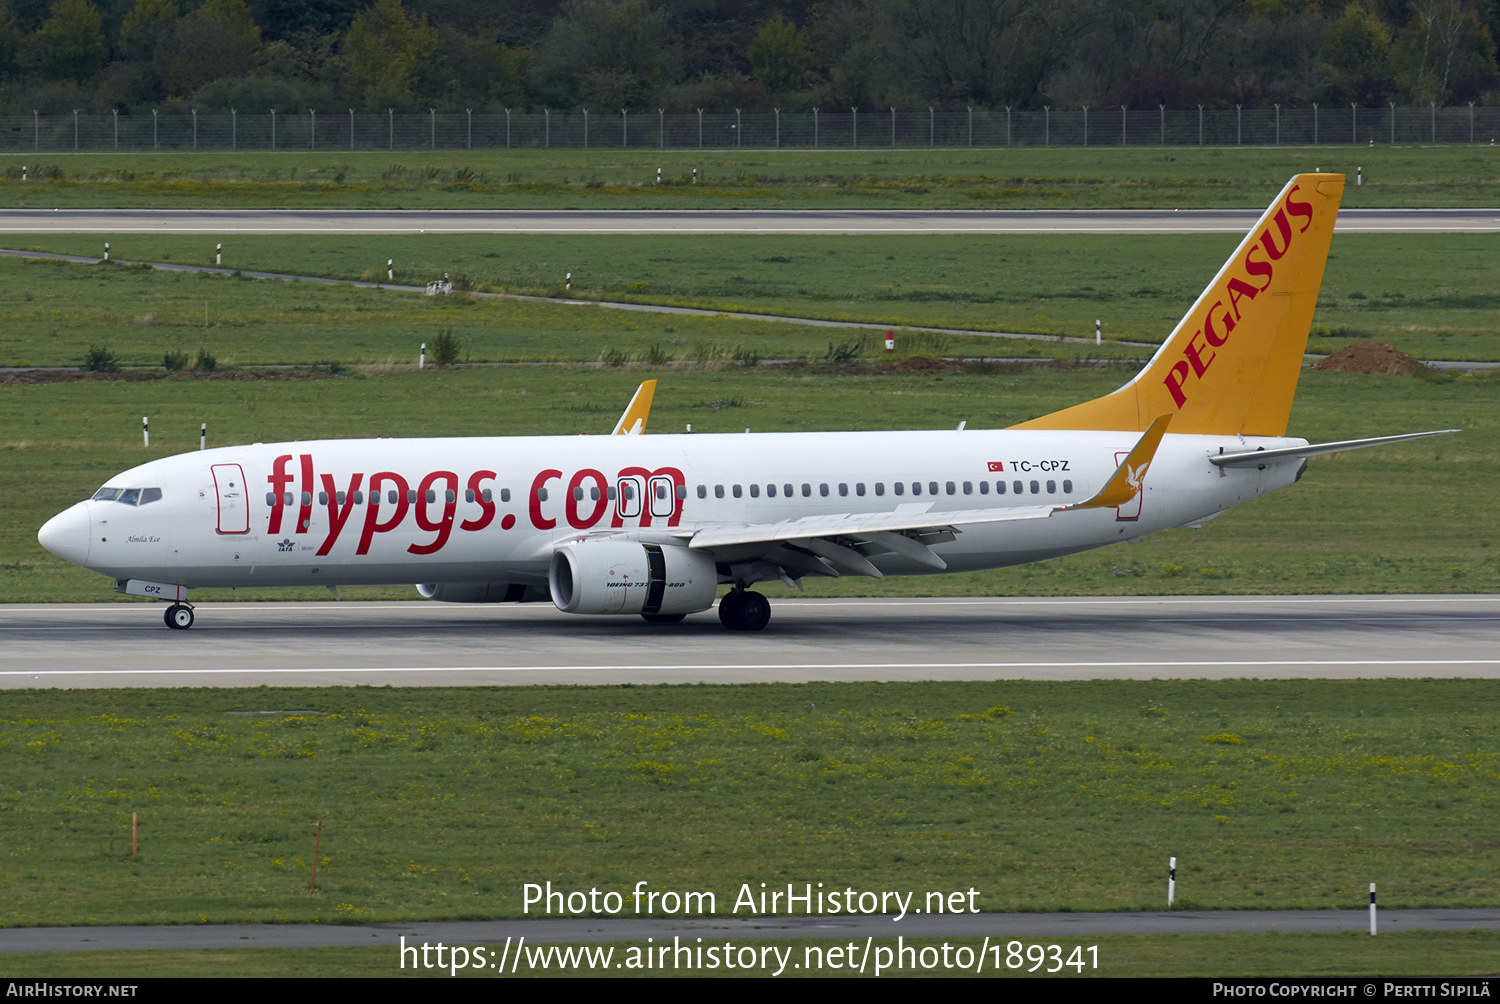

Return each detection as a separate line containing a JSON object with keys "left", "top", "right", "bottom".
{"left": 0, "top": 0, "right": 1495, "bottom": 116}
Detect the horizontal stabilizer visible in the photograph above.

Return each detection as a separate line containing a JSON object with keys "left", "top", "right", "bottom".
{"left": 1209, "top": 429, "right": 1458, "bottom": 468}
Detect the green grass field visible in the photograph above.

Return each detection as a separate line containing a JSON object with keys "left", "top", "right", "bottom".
{"left": 0, "top": 145, "right": 1496, "bottom": 209}
{"left": 4, "top": 230, "right": 1499, "bottom": 359}
{"left": 1, "top": 680, "right": 1497, "bottom": 930}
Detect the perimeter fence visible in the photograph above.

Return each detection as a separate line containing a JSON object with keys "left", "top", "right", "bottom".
{"left": 4, "top": 105, "right": 1499, "bottom": 153}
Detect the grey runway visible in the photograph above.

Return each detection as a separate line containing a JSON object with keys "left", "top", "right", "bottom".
{"left": 3, "top": 909, "right": 1498, "bottom": 955}
{"left": 0, "top": 208, "right": 1495, "bottom": 234}
{"left": 2, "top": 595, "right": 1496, "bottom": 688}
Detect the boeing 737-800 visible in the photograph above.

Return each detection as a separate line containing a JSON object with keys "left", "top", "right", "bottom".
{"left": 38, "top": 173, "right": 1451, "bottom": 631}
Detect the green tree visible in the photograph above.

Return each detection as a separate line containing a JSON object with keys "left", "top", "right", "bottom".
{"left": 532, "top": 0, "right": 671, "bottom": 109}
{"left": 118, "top": 0, "right": 178, "bottom": 102}
{"left": 166, "top": 0, "right": 261, "bottom": 95}
{"left": 1321, "top": 2, "right": 1394, "bottom": 103}
{"left": 344, "top": 0, "right": 442, "bottom": 108}
{"left": 748, "top": 15, "right": 813, "bottom": 95}
{"left": 1390, "top": 0, "right": 1497, "bottom": 103}
{"left": 33, "top": 0, "right": 107, "bottom": 84}
{"left": 0, "top": 7, "right": 22, "bottom": 81}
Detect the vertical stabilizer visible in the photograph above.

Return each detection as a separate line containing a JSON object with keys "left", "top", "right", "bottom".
{"left": 1012, "top": 174, "right": 1344, "bottom": 436}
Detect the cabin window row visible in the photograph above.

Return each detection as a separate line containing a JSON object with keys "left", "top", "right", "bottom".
{"left": 266, "top": 488, "right": 505, "bottom": 506}
{"left": 695, "top": 479, "right": 1074, "bottom": 499}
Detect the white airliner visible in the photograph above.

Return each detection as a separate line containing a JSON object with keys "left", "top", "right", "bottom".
{"left": 39, "top": 173, "right": 1451, "bottom": 631}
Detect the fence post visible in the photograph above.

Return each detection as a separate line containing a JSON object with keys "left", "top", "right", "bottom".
{"left": 271, "top": 108, "right": 276, "bottom": 149}
{"left": 74, "top": 109, "right": 78, "bottom": 150}
{"left": 1044, "top": 106, "right": 1049, "bottom": 146}
{"left": 506, "top": 108, "right": 511, "bottom": 149}
{"left": 388, "top": 108, "right": 393, "bottom": 150}
{"left": 1121, "top": 104, "right": 1126, "bottom": 145}
{"left": 583, "top": 108, "right": 588, "bottom": 148}
{"left": 309, "top": 108, "right": 315, "bottom": 149}
{"left": 1430, "top": 101, "right": 1435, "bottom": 143}
{"left": 192, "top": 107, "right": 197, "bottom": 149}
{"left": 622, "top": 108, "right": 627, "bottom": 147}
{"left": 1470, "top": 101, "right": 1475, "bottom": 144}
{"left": 1083, "top": 104, "right": 1089, "bottom": 145}
{"left": 736, "top": 108, "right": 742, "bottom": 146}
{"left": 697, "top": 108, "right": 702, "bottom": 147}
{"left": 851, "top": 107, "right": 856, "bottom": 146}
{"left": 890, "top": 106, "right": 896, "bottom": 146}
{"left": 660, "top": 108, "right": 665, "bottom": 149}
{"left": 1351, "top": 103, "right": 1357, "bottom": 144}
{"left": 34, "top": 109, "right": 38, "bottom": 150}
{"left": 113, "top": 108, "right": 118, "bottom": 149}
{"left": 350, "top": 108, "right": 355, "bottom": 149}
{"left": 429, "top": 108, "right": 435, "bottom": 150}
{"left": 812, "top": 107, "right": 817, "bottom": 147}
{"left": 545, "top": 108, "right": 550, "bottom": 148}
{"left": 1313, "top": 102, "right": 1318, "bottom": 144}
{"left": 153, "top": 108, "right": 158, "bottom": 149}
{"left": 1160, "top": 104, "right": 1165, "bottom": 145}
{"left": 232, "top": 108, "right": 237, "bottom": 149}
{"left": 1275, "top": 103, "right": 1280, "bottom": 144}
{"left": 1389, "top": 101, "right": 1395, "bottom": 144}
{"left": 774, "top": 107, "right": 780, "bottom": 147}
{"left": 1236, "top": 104, "right": 1241, "bottom": 145}
{"left": 1198, "top": 104, "right": 1203, "bottom": 145}
{"left": 467, "top": 108, "right": 472, "bottom": 149}
{"left": 1006, "top": 105, "right": 1011, "bottom": 146}
{"left": 968, "top": 105, "right": 973, "bottom": 146}
{"left": 930, "top": 106, "right": 934, "bottom": 147}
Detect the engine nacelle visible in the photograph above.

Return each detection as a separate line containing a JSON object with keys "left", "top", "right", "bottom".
{"left": 416, "top": 582, "right": 548, "bottom": 603}
{"left": 549, "top": 541, "right": 718, "bottom": 616}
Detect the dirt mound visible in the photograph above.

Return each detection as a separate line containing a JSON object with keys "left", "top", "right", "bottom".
{"left": 1312, "top": 341, "right": 1430, "bottom": 376}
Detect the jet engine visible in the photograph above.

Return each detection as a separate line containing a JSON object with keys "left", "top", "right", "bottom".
{"left": 549, "top": 540, "right": 718, "bottom": 616}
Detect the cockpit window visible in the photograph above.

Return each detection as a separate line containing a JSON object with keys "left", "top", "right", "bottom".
{"left": 93, "top": 486, "right": 162, "bottom": 505}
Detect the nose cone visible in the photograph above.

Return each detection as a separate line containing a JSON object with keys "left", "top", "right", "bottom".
{"left": 39, "top": 503, "right": 91, "bottom": 567}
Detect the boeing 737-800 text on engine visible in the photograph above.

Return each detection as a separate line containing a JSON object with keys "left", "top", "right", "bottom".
{"left": 38, "top": 174, "right": 1452, "bottom": 631}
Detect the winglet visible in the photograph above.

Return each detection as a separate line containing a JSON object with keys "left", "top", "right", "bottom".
{"left": 1064, "top": 414, "right": 1172, "bottom": 511}
{"left": 612, "top": 380, "right": 657, "bottom": 435}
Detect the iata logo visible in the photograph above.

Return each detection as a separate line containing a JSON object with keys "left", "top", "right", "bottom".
{"left": 277, "top": 538, "right": 294, "bottom": 553}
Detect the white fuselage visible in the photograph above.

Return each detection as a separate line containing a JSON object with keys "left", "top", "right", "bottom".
{"left": 40, "top": 429, "right": 1305, "bottom": 593}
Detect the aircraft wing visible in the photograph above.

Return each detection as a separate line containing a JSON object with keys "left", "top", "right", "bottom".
{"left": 1209, "top": 429, "right": 1457, "bottom": 468}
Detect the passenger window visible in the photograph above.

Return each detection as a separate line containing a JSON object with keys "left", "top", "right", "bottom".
{"left": 874, "top": 483, "right": 883, "bottom": 496}
{"left": 784, "top": 484, "right": 793, "bottom": 498}
{"left": 696, "top": 485, "right": 707, "bottom": 499}
{"left": 573, "top": 486, "right": 584, "bottom": 501}
{"left": 465, "top": 489, "right": 475, "bottom": 503}
{"left": 500, "top": 488, "right": 512, "bottom": 503}
{"left": 765, "top": 484, "right": 774, "bottom": 498}
{"left": 819, "top": 483, "right": 829, "bottom": 497}
{"left": 893, "top": 482, "right": 903, "bottom": 496}
{"left": 284, "top": 492, "right": 294, "bottom": 507}
{"left": 997, "top": 481, "right": 1006, "bottom": 495}
{"left": 318, "top": 491, "right": 329, "bottom": 505}
{"left": 1012, "top": 481, "right": 1023, "bottom": 495}
{"left": 714, "top": 485, "right": 724, "bottom": 499}
{"left": 1046, "top": 480, "right": 1056, "bottom": 494}
{"left": 337, "top": 491, "right": 347, "bottom": 505}
{"left": 606, "top": 486, "right": 616, "bottom": 500}
{"left": 445, "top": 489, "right": 457, "bottom": 504}
{"left": 945, "top": 481, "right": 955, "bottom": 495}
{"left": 911, "top": 483, "right": 921, "bottom": 496}
{"left": 353, "top": 491, "right": 364, "bottom": 504}
{"left": 802, "top": 484, "right": 811, "bottom": 497}
{"left": 750, "top": 484, "right": 761, "bottom": 498}
{"left": 979, "top": 481, "right": 989, "bottom": 495}
{"left": 407, "top": 490, "right": 417, "bottom": 504}
{"left": 265, "top": 492, "right": 276, "bottom": 506}
{"left": 1030, "top": 480, "right": 1040, "bottom": 494}
{"left": 387, "top": 489, "right": 399, "bottom": 504}
{"left": 482, "top": 489, "right": 492, "bottom": 503}
{"left": 1063, "top": 479, "right": 1073, "bottom": 493}
{"left": 962, "top": 481, "right": 972, "bottom": 495}
{"left": 838, "top": 483, "right": 848, "bottom": 497}
{"left": 856, "top": 483, "right": 866, "bottom": 496}
{"left": 930, "top": 482, "right": 940, "bottom": 496}
{"left": 676, "top": 485, "right": 687, "bottom": 499}
{"left": 732, "top": 484, "right": 743, "bottom": 498}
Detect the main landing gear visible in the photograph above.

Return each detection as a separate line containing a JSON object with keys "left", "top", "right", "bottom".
{"left": 718, "top": 590, "right": 771, "bottom": 632}
{"left": 163, "top": 603, "right": 195, "bottom": 630}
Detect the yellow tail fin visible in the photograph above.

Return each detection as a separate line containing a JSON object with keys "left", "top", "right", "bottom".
{"left": 1012, "top": 174, "right": 1345, "bottom": 436}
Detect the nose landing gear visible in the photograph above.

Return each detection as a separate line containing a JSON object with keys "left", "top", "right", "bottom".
{"left": 164, "top": 603, "right": 195, "bottom": 630}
